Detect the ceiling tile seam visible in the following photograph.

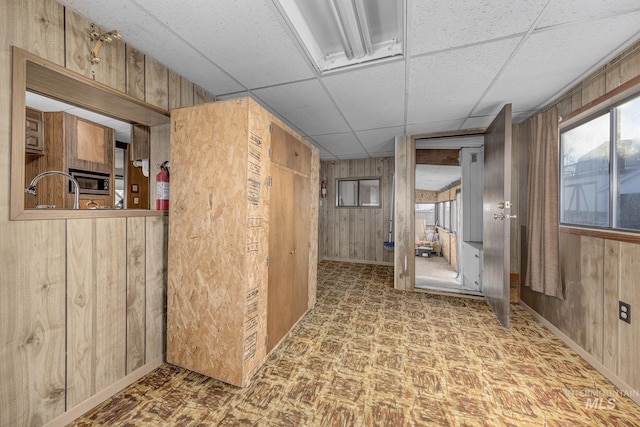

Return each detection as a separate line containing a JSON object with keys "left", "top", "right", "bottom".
{"left": 532, "top": 28, "right": 640, "bottom": 115}
{"left": 315, "top": 76, "right": 373, "bottom": 158}
{"left": 409, "top": 32, "right": 525, "bottom": 61}
{"left": 129, "top": 0, "right": 248, "bottom": 95}
{"left": 532, "top": 8, "right": 640, "bottom": 33}
{"left": 216, "top": 77, "right": 319, "bottom": 98}
{"left": 467, "top": 0, "right": 554, "bottom": 119}
{"left": 309, "top": 123, "right": 405, "bottom": 137}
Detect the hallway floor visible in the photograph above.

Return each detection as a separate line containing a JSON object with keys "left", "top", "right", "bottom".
{"left": 415, "top": 254, "right": 482, "bottom": 296}
{"left": 72, "top": 262, "right": 640, "bottom": 426}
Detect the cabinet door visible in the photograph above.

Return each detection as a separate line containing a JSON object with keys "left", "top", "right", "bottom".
{"left": 66, "top": 114, "right": 115, "bottom": 175}
{"left": 270, "top": 123, "right": 311, "bottom": 175}
{"left": 267, "top": 165, "right": 294, "bottom": 353}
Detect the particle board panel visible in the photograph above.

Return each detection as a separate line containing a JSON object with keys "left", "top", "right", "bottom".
{"left": 126, "top": 45, "right": 145, "bottom": 101}
{"left": 0, "top": 220, "right": 66, "bottom": 427}
{"left": 168, "top": 100, "right": 251, "bottom": 386}
{"left": 270, "top": 123, "right": 311, "bottom": 175}
{"left": 145, "top": 216, "right": 168, "bottom": 362}
{"left": 126, "top": 217, "right": 146, "bottom": 373}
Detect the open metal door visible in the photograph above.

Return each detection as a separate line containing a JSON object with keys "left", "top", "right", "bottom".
{"left": 483, "top": 104, "right": 513, "bottom": 328}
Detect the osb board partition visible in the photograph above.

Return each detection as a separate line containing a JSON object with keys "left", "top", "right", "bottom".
{"left": 168, "top": 100, "right": 255, "bottom": 386}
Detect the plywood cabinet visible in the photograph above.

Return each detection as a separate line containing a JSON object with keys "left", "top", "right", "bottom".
{"left": 167, "top": 98, "right": 318, "bottom": 387}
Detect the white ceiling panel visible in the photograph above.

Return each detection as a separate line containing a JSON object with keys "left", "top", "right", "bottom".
{"left": 355, "top": 126, "right": 405, "bottom": 156}
{"left": 322, "top": 60, "right": 406, "bottom": 131}
{"left": 415, "top": 165, "right": 461, "bottom": 191}
{"left": 406, "top": 119, "right": 467, "bottom": 136}
{"left": 538, "top": 0, "right": 640, "bottom": 28}
{"left": 475, "top": 13, "right": 640, "bottom": 116}
{"left": 408, "top": 37, "right": 521, "bottom": 124}
{"left": 253, "top": 80, "right": 350, "bottom": 136}
{"left": 137, "top": 0, "right": 315, "bottom": 89}
{"left": 410, "top": 0, "right": 548, "bottom": 55}
{"left": 54, "top": 1, "right": 640, "bottom": 161}
{"left": 312, "top": 133, "right": 367, "bottom": 159}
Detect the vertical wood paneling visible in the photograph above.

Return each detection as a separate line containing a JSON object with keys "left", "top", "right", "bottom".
{"left": 0, "top": 221, "right": 66, "bottom": 427}
{"left": 150, "top": 123, "right": 171, "bottom": 209}
{"left": 145, "top": 216, "right": 168, "bottom": 362}
{"left": 94, "top": 218, "right": 127, "bottom": 392}
{"left": 126, "top": 217, "right": 146, "bottom": 373}
{"left": 194, "top": 85, "right": 208, "bottom": 105}
{"left": 65, "top": 10, "right": 126, "bottom": 91}
{"left": 581, "top": 72, "right": 606, "bottom": 105}
{"left": 67, "top": 218, "right": 127, "bottom": 407}
{"left": 617, "top": 241, "right": 640, "bottom": 392}
{"left": 168, "top": 70, "right": 181, "bottom": 110}
{"left": 66, "top": 219, "right": 96, "bottom": 408}
{"left": 603, "top": 240, "right": 620, "bottom": 374}
{"left": 126, "top": 45, "right": 145, "bottom": 101}
{"left": 0, "top": 0, "right": 64, "bottom": 65}
{"left": 145, "top": 56, "right": 168, "bottom": 110}
{"left": 180, "top": 77, "right": 195, "bottom": 108}
{"left": 395, "top": 135, "right": 413, "bottom": 290}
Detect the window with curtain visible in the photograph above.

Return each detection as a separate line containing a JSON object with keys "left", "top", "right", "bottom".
{"left": 560, "top": 93, "right": 640, "bottom": 231}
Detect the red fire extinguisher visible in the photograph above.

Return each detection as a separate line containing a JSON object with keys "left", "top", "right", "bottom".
{"left": 156, "top": 161, "right": 170, "bottom": 211}
{"left": 321, "top": 179, "right": 327, "bottom": 199}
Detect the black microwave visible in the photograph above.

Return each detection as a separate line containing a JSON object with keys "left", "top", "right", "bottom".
{"left": 69, "top": 169, "right": 110, "bottom": 195}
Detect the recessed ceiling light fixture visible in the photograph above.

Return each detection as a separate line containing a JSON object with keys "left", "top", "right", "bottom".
{"left": 271, "top": 0, "right": 405, "bottom": 73}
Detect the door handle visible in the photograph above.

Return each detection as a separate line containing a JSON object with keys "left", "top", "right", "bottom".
{"left": 493, "top": 212, "right": 517, "bottom": 220}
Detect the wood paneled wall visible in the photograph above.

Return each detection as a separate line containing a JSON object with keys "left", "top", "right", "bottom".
{"left": 319, "top": 157, "right": 394, "bottom": 265}
{"left": 518, "top": 40, "right": 640, "bottom": 397}
{"left": 0, "top": 1, "right": 212, "bottom": 425}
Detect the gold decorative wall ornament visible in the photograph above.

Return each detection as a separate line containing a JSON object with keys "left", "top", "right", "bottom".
{"left": 89, "top": 24, "right": 121, "bottom": 64}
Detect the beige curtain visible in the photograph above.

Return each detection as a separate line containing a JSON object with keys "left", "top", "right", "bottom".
{"left": 525, "top": 106, "right": 563, "bottom": 299}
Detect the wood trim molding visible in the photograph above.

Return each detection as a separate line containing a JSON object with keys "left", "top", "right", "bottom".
{"left": 561, "top": 74, "right": 640, "bottom": 128}
{"left": 560, "top": 226, "right": 640, "bottom": 244}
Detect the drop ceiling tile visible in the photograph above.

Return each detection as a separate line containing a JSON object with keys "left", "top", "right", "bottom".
{"left": 475, "top": 13, "right": 640, "bottom": 116}
{"left": 322, "top": 60, "right": 406, "bottom": 131}
{"left": 410, "top": 0, "right": 547, "bottom": 55}
{"left": 538, "top": 0, "right": 640, "bottom": 28}
{"left": 311, "top": 133, "right": 367, "bottom": 158}
{"left": 253, "top": 80, "right": 350, "bottom": 136}
{"left": 461, "top": 116, "right": 494, "bottom": 130}
{"left": 137, "top": 0, "right": 315, "bottom": 89}
{"left": 406, "top": 119, "right": 467, "bottom": 137}
{"left": 356, "top": 126, "right": 405, "bottom": 156}
{"left": 407, "top": 37, "right": 520, "bottom": 124}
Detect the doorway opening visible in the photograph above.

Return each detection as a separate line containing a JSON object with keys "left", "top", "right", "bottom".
{"left": 414, "top": 135, "right": 484, "bottom": 296}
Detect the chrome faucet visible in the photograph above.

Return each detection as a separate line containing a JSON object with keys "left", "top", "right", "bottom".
{"left": 25, "top": 171, "right": 80, "bottom": 209}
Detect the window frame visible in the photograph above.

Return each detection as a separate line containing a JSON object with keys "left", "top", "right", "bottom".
{"left": 558, "top": 82, "right": 640, "bottom": 243}
{"left": 335, "top": 177, "right": 382, "bottom": 208}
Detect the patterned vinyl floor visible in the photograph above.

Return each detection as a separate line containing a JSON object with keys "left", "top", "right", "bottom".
{"left": 71, "top": 261, "right": 640, "bottom": 426}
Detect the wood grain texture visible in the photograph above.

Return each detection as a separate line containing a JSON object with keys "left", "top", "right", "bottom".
{"left": 319, "top": 157, "right": 394, "bottom": 265}
{"left": 149, "top": 123, "right": 171, "bottom": 209}
{"left": 145, "top": 216, "right": 168, "bottom": 362}
{"left": 415, "top": 149, "right": 460, "bottom": 166}
{"left": 126, "top": 217, "right": 146, "bottom": 373}
{"left": 144, "top": 56, "right": 168, "bottom": 111}
{"left": 67, "top": 218, "right": 127, "bottom": 407}
{"left": 126, "top": 45, "right": 145, "bottom": 101}
{"left": 0, "top": 220, "right": 66, "bottom": 427}
{"left": 394, "top": 136, "right": 414, "bottom": 290}
{"left": 65, "top": 10, "right": 126, "bottom": 91}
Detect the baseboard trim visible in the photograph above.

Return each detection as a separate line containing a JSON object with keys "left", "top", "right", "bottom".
{"left": 43, "top": 356, "right": 164, "bottom": 427}
{"left": 320, "top": 257, "right": 393, "bottom": 266}
{"left": 519, "top": 302, "right": 639, "bottom": 406}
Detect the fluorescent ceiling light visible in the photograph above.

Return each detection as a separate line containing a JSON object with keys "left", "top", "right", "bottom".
{"left": 272, "top": 0, "right": 404, "bottom": 73}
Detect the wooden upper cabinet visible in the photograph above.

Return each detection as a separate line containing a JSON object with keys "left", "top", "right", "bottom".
{"left": 25, "top": 108, "right": 44, "bottom": 154}
{"left": 65, "top": 114, "right": 115, "bottom": 174}
{"left": 130, "top": 124, "right": 150, "bottom": 161}
{"left": 270, "top": 123, "right": 311, "bottom": 175}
